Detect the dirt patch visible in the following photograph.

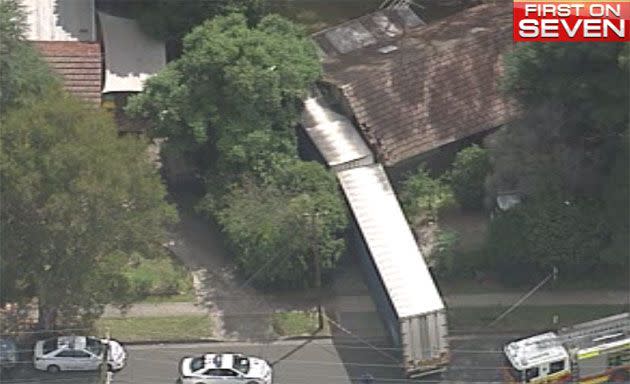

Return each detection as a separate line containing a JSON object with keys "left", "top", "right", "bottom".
{"left": 439, "top": 207, "right": 489, "bottom": 252}
{"left": 410, "top": 207, "right": 488, "bottom": 268}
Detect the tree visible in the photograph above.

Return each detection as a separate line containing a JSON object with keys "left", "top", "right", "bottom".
{"left": 447, "top": 144, "right": 490, "bottom": 211}
{"left": 0, "top": 94, "right": 177, "bottom": 329}
{"left": 599, "top": 130, "right": 629, "bottom": 272}
{"left": 0, "top": 0, "right": 59, "bottom": 111}
{"left": 104, "top": 0, "right": 266, "bottom": 42}
{"left": 126, "top": 13, "right": 321, "bottom": 176}
{"left": 127, "top": 13, "right": 345, "bottom": 288}
{"left": 216, "top": 160, "right": 347, "bottom": 288}
{"left": 493, "top": 43, "right": 629, "bottom": 199}
{"left": 502, "top": 43, "right": 628, "bottom": 143}
{"left": 480, "top": 42, "right": 629, "bottom": 283}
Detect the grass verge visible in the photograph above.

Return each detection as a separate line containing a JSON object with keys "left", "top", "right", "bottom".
{"left": 271, "top": 310, "right": 323, "bottom": 337}
{"left": 135, "top": 292, "right": 196, "bottom": 304}
{"left": 448, "top": 305, "right": 627, "bottom": 333}
{"left": 94, "top": 315, "right": 213, "bottom": 342}
{"left": 438, "top": 276, "right": 629, "bottom": 295}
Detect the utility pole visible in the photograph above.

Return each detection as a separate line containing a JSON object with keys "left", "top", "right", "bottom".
{"left": 306, "top": 210, "right": 324, "bottom": 330}
{"left": 100, "top": 328, "right": 111, "bottom": 384}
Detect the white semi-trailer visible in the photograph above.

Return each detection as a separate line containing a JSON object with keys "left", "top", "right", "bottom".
{"left": 339, "top": 164, "right": 449, "bottom": 377}
{"left": 303, "top": 97, "right": 449, "bottom": 377}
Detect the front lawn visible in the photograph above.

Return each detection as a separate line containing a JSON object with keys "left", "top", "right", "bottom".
{"left": 94, "top": 315, "right": 213, "bottom": 342}
{"left": 136, "top": 292, "right": 196, "bottom": 304}
{"left": 448, "top": 305, "right": 627, "bottom": 333}
{"left": 271, "top": 310, "right": 323, "bottom": 337}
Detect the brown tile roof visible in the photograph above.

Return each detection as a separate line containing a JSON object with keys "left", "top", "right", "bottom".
{"left": 318, "top": 2, "right": 522, "bottom": 166}
{"left": 34, "top": 42, "right": 102, "bottom": 105}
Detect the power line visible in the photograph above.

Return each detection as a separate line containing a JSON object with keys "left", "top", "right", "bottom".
{"left": 487, "top": 267, "right": 557, "bottom": 328}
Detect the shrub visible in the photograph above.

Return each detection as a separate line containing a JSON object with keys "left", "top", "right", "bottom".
{"left": 125, "top": 254, "right": 193, "bottom": 299}
{"left": 399, "top": 166, "right": 453, "bottom": 223}
{"left": 216, "top": 170, "right": 347, "bottom": 289}
{"left": 431, "top": 229, "right": 459, "bottom": 277}
{"left": 448, "top": 145, "right": 491, "bottom": 211}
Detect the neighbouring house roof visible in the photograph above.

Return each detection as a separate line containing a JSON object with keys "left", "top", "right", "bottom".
{"left": 99, "top": 12, "right": 166, "bottom": 94}
{"left": 21, "top": 0, "right": 96, "bottom": 42}
{"left": 34, "top": 41, "right": 102, "bottom": 105}
{"left": 316, "top": 3, "right": 521, "bottom": 166}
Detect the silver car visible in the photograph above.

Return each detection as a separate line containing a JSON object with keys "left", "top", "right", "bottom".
{"left": 33, "top": 336, "right": 127, "bottom": 373}
{"left": 178, "top": 353, "right": 272, "bottom": 384}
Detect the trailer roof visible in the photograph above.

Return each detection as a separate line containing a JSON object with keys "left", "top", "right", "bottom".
{"left": 302, "top": 97, "right": 373, "bottom": 169}
{"left": 337, "top": 164, "right": 444, "bottom": 318}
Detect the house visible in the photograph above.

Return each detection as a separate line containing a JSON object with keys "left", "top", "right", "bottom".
{"left": 21, "top": 0, "right": 166, "bottom": 131}
{"left": 312, "top": 2, "right": 521, "bottom": 168}
{"left": 22, "top": 0, "right": 102, "bottom": 104}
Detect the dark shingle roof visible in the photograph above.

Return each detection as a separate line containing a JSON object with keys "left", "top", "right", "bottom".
{"left": 34, "top": 42, "right": 102, "bottom": 105}
{"left": 317, "top": 3, "right": 522, "bottom": 165}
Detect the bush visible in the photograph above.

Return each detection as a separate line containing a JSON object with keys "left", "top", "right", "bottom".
{"left": 399, "top": 166, "right": 453, "bottom": 222}
{"left": 125, "top": 254, "right": 193, "bottom": 299}
{"left": 431, "top": 229, "right": 459, "bottom": 277}
{"left": 483, "top": 198, "right": 609, "bottom": 285}
{"left": 271, "top": 310, "right": 319, "bottom": 336}
{"left": 448, "top": 145, "right": 491, "bottom": 211}
{"left": 216, "top": 163, "right": 347, "bottom": 289}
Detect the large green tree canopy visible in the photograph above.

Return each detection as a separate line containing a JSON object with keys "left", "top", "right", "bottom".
{"left": 502, "top": 43, "right": 628, "bottom": 142}
{"left": 99, "top": 0, "right": 265, "bottom": 42}
{"left": 493, "top": 43, "right": 628, "bottom": 196}
{"left": 482, "top": 43, "right": 629, "bottom": 283}
{"left": 0, "top": 95, "right": 177, "bottom": 328}
{"left": 126, "top": 13, "right": 321, "bottom": 168}
{"left": 127, "top": 13, "right": 348, "bottom": 288}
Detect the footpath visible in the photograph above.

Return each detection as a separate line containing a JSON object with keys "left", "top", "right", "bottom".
{"left": 103, "top": 290, "right": 629, "bottom": 318}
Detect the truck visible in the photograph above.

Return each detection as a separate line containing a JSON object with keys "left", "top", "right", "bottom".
{"left": 503, "top": 312, "right": 630, "bottom": 383}
{"left": 302, "top": 97, "right": 450, "bottom": 378}
{"left": 341, "top": 165, "right": 449, "bottom": 378}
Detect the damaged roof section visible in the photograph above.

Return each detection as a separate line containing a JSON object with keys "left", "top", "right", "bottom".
{"left": 316, "top": 3, "right": 521, "bottom": 166}
{"left": 99, "top": 12, "right": 166, "bottom": 94}
{"left": 312, "top": 6, "right": 424, "bottom": 58}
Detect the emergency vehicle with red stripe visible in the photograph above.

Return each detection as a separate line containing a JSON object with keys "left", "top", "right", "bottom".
{"left": 503, "top": 313, "right": 629, "bottom": 383}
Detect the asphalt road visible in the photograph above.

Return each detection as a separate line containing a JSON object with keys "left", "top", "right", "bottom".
{"left": 2, "top": 334, "right": 514, "bottom": 384}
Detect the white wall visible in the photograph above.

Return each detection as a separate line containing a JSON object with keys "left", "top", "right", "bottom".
{"left": 22, "top": 0, "right": 95, "bottom": 41}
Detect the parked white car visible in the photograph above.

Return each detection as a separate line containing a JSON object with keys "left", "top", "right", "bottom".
{"left": 177, "top": 353, "right": 272, "bottom": 384}
{"left": 0, "top": 338, "right": 17, "bottom": 373}
{"left": 33, "top": 336, "right": 127, "bottom": 373}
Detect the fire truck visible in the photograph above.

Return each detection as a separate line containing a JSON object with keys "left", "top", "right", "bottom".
{"left": 503, "top": 313, "right": 629, "bottom": 383}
